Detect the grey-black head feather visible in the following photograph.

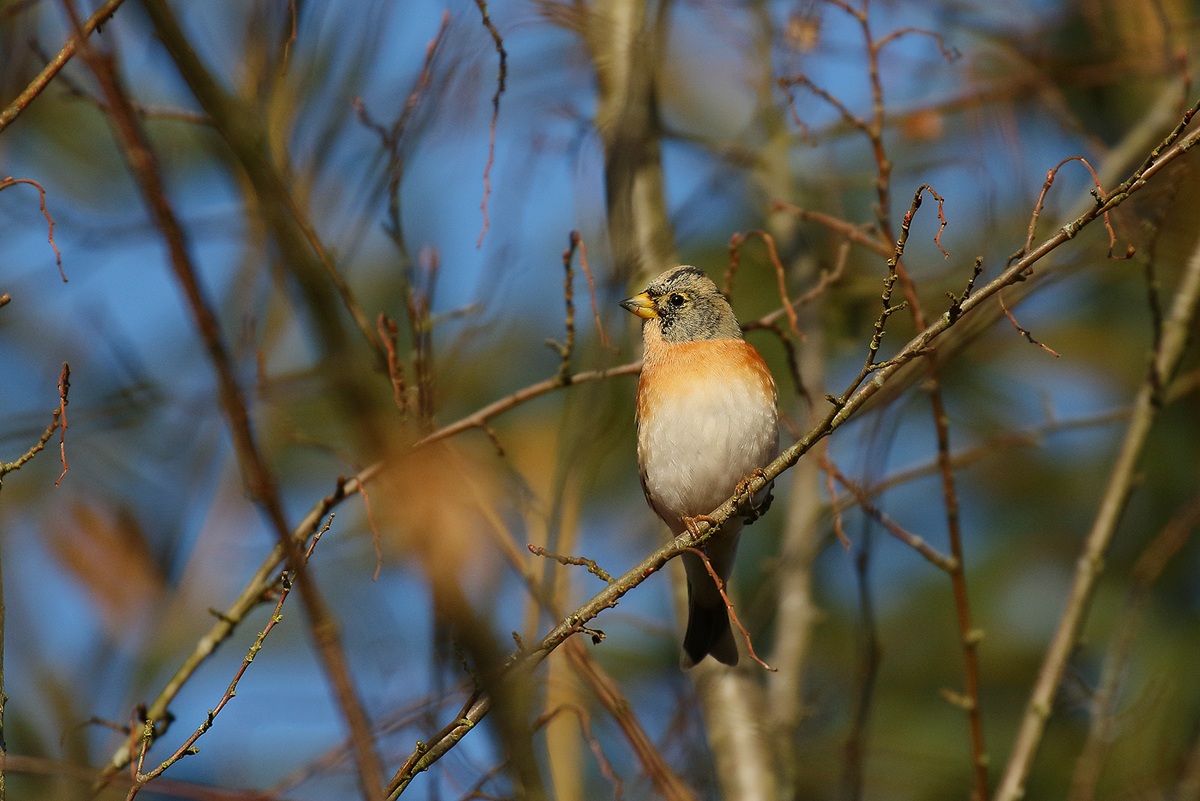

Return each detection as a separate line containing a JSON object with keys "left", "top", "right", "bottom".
{"left": 629, "top": 266, "right": 742, "bottom": 343}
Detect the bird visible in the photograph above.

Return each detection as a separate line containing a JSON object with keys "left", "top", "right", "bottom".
{"left": 621, "top": 266, "right": 779, "bottom": 668}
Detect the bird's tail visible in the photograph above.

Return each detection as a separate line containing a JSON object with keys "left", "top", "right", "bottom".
{"left": 680, "top": 596, "right": 737, "bottom": 668}
{"left": 679, "top": 548, "right": 739, "bottom": 668}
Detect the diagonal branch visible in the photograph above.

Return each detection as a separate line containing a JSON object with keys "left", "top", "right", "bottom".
{"left": 0, "top": 0, "right": 127, "bottom": 132}
{"left": 389, "top": 94, "right": 1200, "bottom": 794}
{"left": 995, "top": 208, "right": 1200, "bottom": 801}
{"left": 67, "top": 14, "right": 384, "bottom": 797}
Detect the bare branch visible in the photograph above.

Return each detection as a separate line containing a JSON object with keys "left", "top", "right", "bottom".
{"left": 996, "top": 214, "right": 1200, "bottom": 801}
{"left": 0, "top": 0, "right": 127, "bottom": 132}
{"left": 414, "top": 362, "right": 642, "bottom": 448}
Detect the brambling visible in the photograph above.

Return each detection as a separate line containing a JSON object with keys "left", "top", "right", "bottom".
{"left": 621, "top": 266, "right": 779, "bottom": 668}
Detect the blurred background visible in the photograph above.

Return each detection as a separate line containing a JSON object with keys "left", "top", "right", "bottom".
{"left": 1, "top": 0, "right": 1198, "bottom": 799}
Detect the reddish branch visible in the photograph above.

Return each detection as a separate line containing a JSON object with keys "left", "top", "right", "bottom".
{"left": 561, "top": 642, "right": 693, "bottom": 801}
{"left": 771, "top": 200, "right": 891, "bottom": 257}
{"left": 0, "top": 177, "right": 65, "bottom": 281}
{"left": 414, "top": 361, "right": 642, "bottom": 448}
{"left": 574, "top": 233, "right": 611, "bottom": 348}
{"left": 534, "top": 702, "right": 625, "bottom": 799}
{"left": 377, "top": 313, "right": 409, "bottom": 415}
{"left": 55, "top": 362, "right": 70, "bottom": 486}
{"left": 679, "top": 547, "right": 775, "bottom": 671}
{"left": 821, "top": 460, "right": 958, "bottom": 571}
{"left": 727, "top": 229, "right": 802, "bottom": 338}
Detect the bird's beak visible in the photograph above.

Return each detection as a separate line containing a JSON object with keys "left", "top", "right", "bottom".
{"left": 620, "top": 292, "right": 658, "bottom": 319}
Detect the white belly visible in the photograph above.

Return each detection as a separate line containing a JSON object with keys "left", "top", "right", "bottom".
{"left": 639, "top": 376, "right": 778, "bottom": 527}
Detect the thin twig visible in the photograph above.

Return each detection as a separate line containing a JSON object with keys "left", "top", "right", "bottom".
{"left": 528, "top": 544, "right": 614, "bottom": 584}
{"left": 728, "top": 229, "right": 802, "bottom": 338}
{"left": 0, "top": 377, "right": 65, "bottom": 488}
{"left": 678, "top": 547, "right": 775, "bottom": 671}
{"left": 405, "top": 248, "right": 439, "bottom": 430}
{"left": 413, "top": 361, "right": 642, "bottom": 448}
{"left": 548, "top": 232, "right": 579, "bottom": 385}
{"left": 377, "top": 313, "right": 408, "bottom": 416}
{"left": 54, "top": 362, "right": 69, "bottom": 486}
{"left": 0, "top": 177, "right": 65, "bottom": 281}
{"left": 575, "top": 234, "right": 611, "bottom": 348}
{"left": 998, "top": 290, "right": 1060, "bottom": 356}
{"left": 823, "top": 442, "right": 851, "bottom": 550}
{"left": 822, "top": 460, "right": 958, "bottom": 572}
{"left": 771, "top": 200, "right": 891, "bottom": 257}
{"left": 127, "top": 517, "right": 334, "bottom": 799}
{"left": 741, "top": 319, "right": 807, "bottom": 404}
{"left": 474, "top": 0, "right": 506, "bottom": 248}
{"left": 533, "top": 704, "right": 624, "bottom": 800}
{"left": 833, "top": 407, "right": 1129, "bottom": 509}
{"left": 95, "top": 466, "right": 383, "bottom": 783}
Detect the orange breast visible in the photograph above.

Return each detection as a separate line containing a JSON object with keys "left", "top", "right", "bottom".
{"left": 635, "top": 330, "right": 778, "bottom": 527}
{"left": 637, "top": 335, "right": 776, "bottom": 429}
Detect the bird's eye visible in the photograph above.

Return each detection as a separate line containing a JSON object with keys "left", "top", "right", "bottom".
{"left": 668, "top": 293, "right": 685, "bottom": 307}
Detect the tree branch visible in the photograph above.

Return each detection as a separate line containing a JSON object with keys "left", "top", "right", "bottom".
{"left": 995, "top": 205, "right": 1200, "bottom": 801}
{"left": 0, "top": 0, "right": 126, "bottom": 132}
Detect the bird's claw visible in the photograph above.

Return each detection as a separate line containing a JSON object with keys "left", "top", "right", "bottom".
{"left": 683, "top": 514, "right": 719, "bottom": 539}
{"left": 737, "top": 468, "right": 772, "bottom": 524}
{"left": 734, "top": 468, "right": 767, "bottom": 502}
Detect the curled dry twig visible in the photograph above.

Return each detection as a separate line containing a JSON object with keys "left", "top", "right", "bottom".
{"left": 0, "top": 177, "right": 65, "bottom": 281}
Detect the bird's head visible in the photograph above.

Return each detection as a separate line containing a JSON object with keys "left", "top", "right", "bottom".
{"left": 620, "top": 266, "right": 742, "bottom": 343}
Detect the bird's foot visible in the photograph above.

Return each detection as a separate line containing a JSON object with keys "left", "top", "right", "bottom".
{"left": 683, "top": 514, "right": 719, "bottom": 540}
{"left": 736, "top": 468, "right": 773, "bottom": 524}
{"left": 734, "top": 468, "right": 767, "bottom": 502}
